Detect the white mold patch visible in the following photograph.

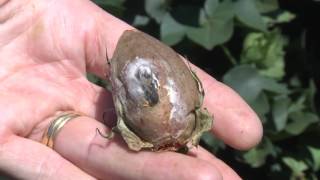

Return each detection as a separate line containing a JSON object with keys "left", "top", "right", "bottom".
{"left": 123, "top": 57, "right": 160, "bottom": 106}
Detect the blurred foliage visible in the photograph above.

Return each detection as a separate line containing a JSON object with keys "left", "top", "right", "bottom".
{"left": 92, "top": 0, "right": 320, "bottom": 179}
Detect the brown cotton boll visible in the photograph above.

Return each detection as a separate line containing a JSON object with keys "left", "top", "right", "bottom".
{"left": 109, "top": 30, "right": 213, "bottom": 151}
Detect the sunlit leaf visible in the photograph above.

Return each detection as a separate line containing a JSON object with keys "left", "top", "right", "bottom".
{"left": 264, "top": 11, "right": 296, "bottom": 27}
{"left": 241, "top": 30, "right": 288, "bottom": 79}
{"left": 282, "top": 157, "right": 308, "bottom": 177}
{"left": 276, "top": 11, "right": 296, "bottom": 24}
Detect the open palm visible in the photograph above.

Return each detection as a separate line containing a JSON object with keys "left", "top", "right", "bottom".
{"left": 0, "top": 0, "right": 262, "bottom": 179}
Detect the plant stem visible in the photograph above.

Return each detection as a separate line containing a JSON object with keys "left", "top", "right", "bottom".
{"left": 221, "top": 45, "right": 237, "bottom": 66}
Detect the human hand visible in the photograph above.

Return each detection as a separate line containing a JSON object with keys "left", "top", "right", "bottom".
{"left": 0, "top": 0, "right": 262, "bottom": 179}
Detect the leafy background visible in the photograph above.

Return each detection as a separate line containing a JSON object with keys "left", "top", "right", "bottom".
{"left": 92, "top": 0, "right": 320, "bottom": 179}
{"left": 1, "top": 0, "right": 319, "bottom": 180}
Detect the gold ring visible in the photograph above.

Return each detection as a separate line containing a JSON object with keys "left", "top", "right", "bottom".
{"left": 41, "top": 111, "right": 82, "bottom": 148}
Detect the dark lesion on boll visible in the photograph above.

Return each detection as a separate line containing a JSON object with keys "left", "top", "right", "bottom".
{"left": 141, "top": 85, "right": 159, "bottom": 106}
{"left": 135, "top": 66, "right": 160, "bottom": 106}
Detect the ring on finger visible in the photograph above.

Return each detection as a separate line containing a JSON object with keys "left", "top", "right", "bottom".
{"left": 41, "top": 111, "right": 83, "bottom": 149}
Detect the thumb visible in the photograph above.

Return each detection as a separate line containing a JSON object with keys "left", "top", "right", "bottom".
{"left": 82, "top": 1, "right": 133, "bottom": 78}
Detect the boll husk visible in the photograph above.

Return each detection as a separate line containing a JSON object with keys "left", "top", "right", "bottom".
{"left": 109, "top": 30, "right": 213, "bottom": 151}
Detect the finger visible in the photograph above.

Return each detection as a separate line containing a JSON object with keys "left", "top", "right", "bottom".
{"left": 190, "top": 65, "right": 263, "bottom": 150}
{"left": 0, "top": 135, "right": 94, "bottom": 180}
{"left": 189, "top": 147, "right": 242, "bottom": 180}
{"left": 33, "top": 116, "right": 222, "bottom": 180}
{"left": 57, "top": 78, "right": 116, "bottom": 126}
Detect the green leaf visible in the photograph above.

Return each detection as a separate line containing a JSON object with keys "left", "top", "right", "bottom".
{"left": 92, "top": 0, "right": 125, "bottom": 16}
{"left": 223, "top": 65, "right": 263, "bottom": 102}
{"left": 86, "top": 73, "right": 109, "bottom": 90}
{"left": 289, "top": 76, "right": 302, "bottom": 87}
{"left": 92, "top": 0, "right": 125, "bottom": 7}
{"left": 160, "top": 13, "right": 186, "bottom": 46}
{"left": 306, "top": 80, "right": 317, "bottom": 111}
{"left": 270, "top": 163, "right": 282, "bottom": 173}
{"left": 288, "top": 94, "right": 306, "bottom": 114}
{"left": 282, "top": 157, "right": 308, "bottom": 177}
{"left": 132, "top": 15, "right": 150, "bottom": 27}
{"left": 234, "top": 0, "right": 267, "bottom": 31}
{"left": 311, "top": 174, "right": 319, "bottom": 180}
{"left": 285, "top": 112, "right": 319, "bottom": 135}
{"left": 186, "top": 1, "right": 234, "bottom": 50}
{"left": 202, "top": 0, "right": 234, "bottom": 22}
{"left": 87, "top": 73, "right": 100, "bottom": 84}
{"left": 201, "top": 132, "right": 225, "bottom": 153}
{"left": 204, "top": 0, "right": 219, "bottom": 17}
{"left": 264, "top": 11, "right": 296, "bottom": 27}
{"left": 223, "top": 65, "right": 287, "bottom": 103}
{"left": 260, "top": 78, "right": 289, "bottom": 94}
{"left": 187, "top": 19, "right": 233, "bottom": 50}
{"left": 250, "top": 92, "right": 270, "bottom": 118}
{"left": 243, "top": 148, "right": 267, "bottom": 168}
{"left": 145, "top": 0, "right": 169, "bottom": 23}
{"left": 241, "top": 33, "right": 266, "bottom": 63}
{"left": 272, "top": 96, "right": 291, "bottom": 131}
{"left": 254, "top": 0, "right": 279, "bottom": 13}
{"left": 242, "top": 138, "right": 277, "bottom": 167}
{"left": 171, "top": 5, "right": 201, "bottom": 27}
{"left": 308, "top": 146, "right": 320, "bottom": 171}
